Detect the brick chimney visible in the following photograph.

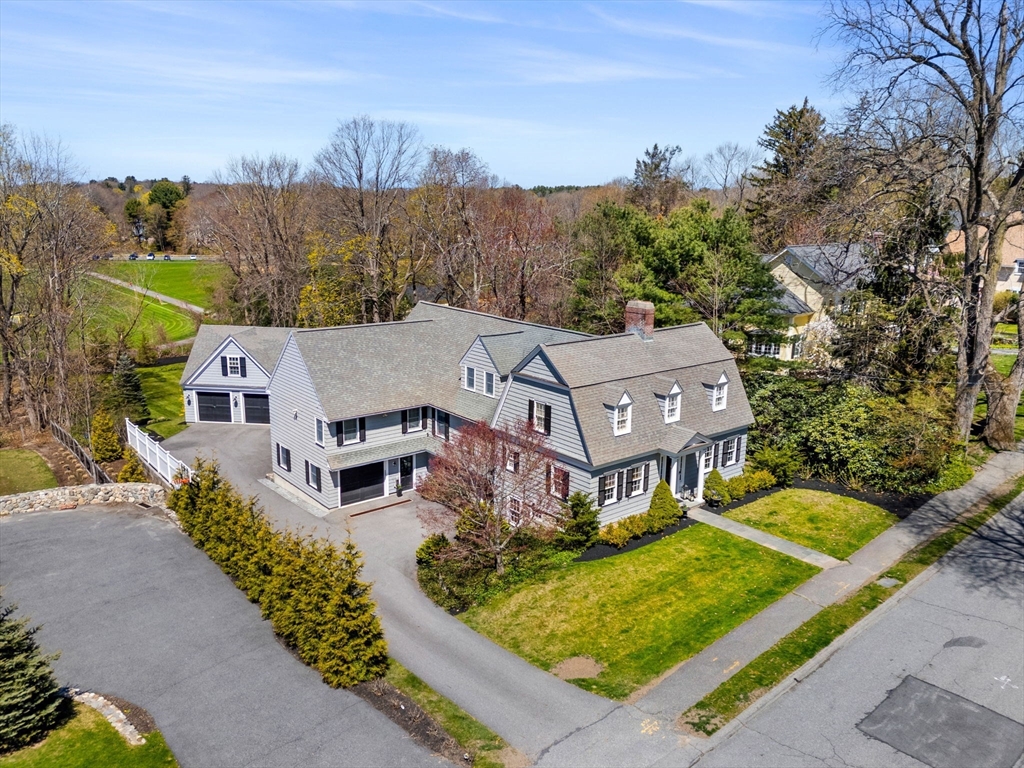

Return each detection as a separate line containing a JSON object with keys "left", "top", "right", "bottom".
{"left": 625, "top": 300, "right": 655, "bottom": 340}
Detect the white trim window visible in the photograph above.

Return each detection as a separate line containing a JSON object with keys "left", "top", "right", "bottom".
{"left": 405, "top": 407, "right": 425, "bottom": 432}
{"left": 463, "top": 366, "right": 476, "bottom": 391}
{"left": 341, "top": 418, "right": 361, "bottom": 445}
{"left": 702, "top": 449, "right": 713, "bottom": 472}
{"left": 712, "top": 375, "right": 728, "bottom": 411}
{"left": 227, "top": 355, "right": 241, "bottom": 377}
{"left": 599, "top": 473, "right": 619, "bottom": 505}
{"left": 507, "top": 496, "right": 523, "bottom": 525}
{"left": 722, "top": 437, "right": 738, "bottom": 466}
{"left": 665, "top": 384, "right": 681, "bottom": 424}
{"left": 549, "top": 465, "right": 570, "bottom": 500}
{"left": 276, "top": 443, "right": 291, "bottom": 472}
{"left": 315, "top": 418, "right": 325, "bottom": 447}
{"left": 1015, "top": 259, "right": 1024, "bottom": 275}
{"left": 485, "top": 371, "right": 495, "bottom": 397}
{"left": 614, "top": 392, "right": 633, "bottom": 436}
{"left": 629, "top": 467, "right": 644, "bottom": 496}
{"left": 506, "top": 451, "right": 519, "bottom": 473}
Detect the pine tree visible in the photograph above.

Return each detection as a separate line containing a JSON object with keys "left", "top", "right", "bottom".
{"left": 0, "top": 594, "right": 67, "bottom": 754}
{"left": 555, "top": 491, "right": 600, "bottom": 550}
{"left": 111, "top": 353, "right": 149, "bottom": 423}
{"left": 90, "top": 410, "right": 122, "bottom": 463}
{"left": 117, "top": 447, "right": 148, "bottom": 483}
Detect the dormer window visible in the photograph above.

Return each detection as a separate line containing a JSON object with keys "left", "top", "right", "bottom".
{"left": 713, "top": 373, "right": 728, "bottom": 412}
{"left": 665, "top": 382, "right": 681, "bottom": 423}
{"left": 464, "top": 366, "right": 476, "bottom": 391}
{"left": 1015, "top": 259, "right": 1024, "bottom": 275}
{"left": 614, "top": 392, "right": 632, "bottom": 436}
{"left": 485, "top": 371, "right": 495, "bottom": 396}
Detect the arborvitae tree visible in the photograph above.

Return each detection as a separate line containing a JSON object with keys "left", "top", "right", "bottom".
{"left": 90, "top": 409, "right": 122, "bottom": 463}
{"left": 0, "top": 594, "right": 67, "bottom": 753}
{"left": 555, "top": 491, "right": 600, "bottom": 550}
{"left": 647, "top": 480, "right": 682, "bottom": 530}
{"left": 116, "top": 447, "right": 148, "bottom": 483}
{"left": 111, "top": 353, "right": 149, "bottom": 423}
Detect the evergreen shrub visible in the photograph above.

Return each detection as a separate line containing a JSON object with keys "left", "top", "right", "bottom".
{"left": 743, "top": 469, "right": 777, "bottom": 492}
{"left": 0, "top": 594, "right": 68, "bottom": 754}
{"left": 90, "top": 410, "right": 122, "bottom": 463}
{"left": 726, "top": 475, "right": 748, "bottom": 502}
{"left": 647, "top": 480, "right": 682, "bottom": 530}
{"left": 168, "top": 459, "right": 388, "bottom": 687}
{"left": 117, "top": 447, "right": 148, "bottom": 482}
{"left": 702, "top": 469, "right": 731, "bottom": 506}
{"left": 750, "top": 446, "right": 801, "bottom": 486}
{"left": 110, "top": 353, "right": 150, "bottom": 423}
{"left": 555, "top": 491, "right": 600, "bottom": 550}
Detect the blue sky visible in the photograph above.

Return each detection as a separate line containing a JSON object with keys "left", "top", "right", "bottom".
{"left": 0, "top": 0, "right": 842, "bottom": 186}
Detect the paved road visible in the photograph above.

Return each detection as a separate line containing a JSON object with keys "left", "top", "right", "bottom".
{"left": 695, "top": 495, "right": 1024, "bottom": 768}
{"left": 89, "top": 271, "right": 206, "bottom": 313}
{"left": 0, "top": 505, "right": 440, "bottom": 767}
{"left": 162, "top": 424, "right": 619, "bottom": 759}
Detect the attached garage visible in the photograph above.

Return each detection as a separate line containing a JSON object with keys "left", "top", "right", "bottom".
{"left": 197, "top": 392, "right": 232, "bottom": 423}
{"left": 243, "top": 394, "right": 271, "bottom": 424}
{"left": 339, "top": 462, "right": 385, "bottom": 506}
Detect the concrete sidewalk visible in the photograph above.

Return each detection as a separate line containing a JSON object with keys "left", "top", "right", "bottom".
{"left": 688, "top": 508, "right": 842, "bottom": 569}
{"left": 90, "top": 271, "right": 206, "bottom": 313}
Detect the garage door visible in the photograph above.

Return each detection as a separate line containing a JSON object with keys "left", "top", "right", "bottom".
{"left": 243, "top": 394, "right": 270, "bottom": 424}
{"left": 197, "top": 392, "right": 231, "bottom": 422}
{"left": 339, "top": 462, "right": 384, "bottom": 506}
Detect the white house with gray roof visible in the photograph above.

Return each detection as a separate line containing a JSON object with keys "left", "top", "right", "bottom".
{"left": 182, "top": 301, "right": 753, "bottom": 524}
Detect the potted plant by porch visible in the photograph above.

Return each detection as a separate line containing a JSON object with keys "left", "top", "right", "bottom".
{"left": 396, "top": 482, "right": 403, "bottom": 498}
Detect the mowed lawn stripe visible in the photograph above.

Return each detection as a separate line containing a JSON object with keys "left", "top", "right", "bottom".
{"left": 87, "top": 279, "right": 197, "bottom": 343}
{"left": 724, "top": 489, "right": 897, "bottom": 560}
{"left": 461, "top": 524, "right": 819, "bottom": 700}
{"left": 138, "top": 363, "right": 187, "bottom": 439}
{"left": 94, "top": 261, "right": 231, "bottom": 308}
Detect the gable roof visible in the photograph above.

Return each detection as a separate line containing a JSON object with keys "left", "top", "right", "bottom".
{"left": 181, "top": 324, "right": 292, "bottom": 384}
{"left": 777, "top": 243, "right": 871, "bottom": 292}
{"left": 479, "top": 329, "right": 588, "bottom": 377}
{"left": 945, "top": 211, "right": 1024, "bottom": 267}
{"left": 776, "top": 285, "right": 814, "bottom": 315}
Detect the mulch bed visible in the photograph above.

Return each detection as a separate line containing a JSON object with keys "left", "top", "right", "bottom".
{"left": 351, "top": 679, "right": 470, "bottom": 765}
{"left": 576, "top": 517, "right": 700, "bottom": 562}
{"left": 99, "top": 693, "right": 157, "bottom": 734}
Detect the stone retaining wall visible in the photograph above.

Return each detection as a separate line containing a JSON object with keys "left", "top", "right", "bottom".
{"left": 0, "top": 483, "right": 166, "bottom": 515}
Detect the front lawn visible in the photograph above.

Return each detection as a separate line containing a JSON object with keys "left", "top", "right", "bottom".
{"left": 0, "top": 703, "right": 177, "bottom": 768}
{"left": 724, "top": 489, "right": 897, "bottom": 560}
{"left": 460, "top": 524, "right": 819, "bottom": 700}
{"left": 974, "top": 353, "right": 1024, "bottom": 444}
{"left": 0, "top": 449, "right": 58, "bottom": 496}
{"left": 138, "top": 363, "right": 187, "bottom": 439}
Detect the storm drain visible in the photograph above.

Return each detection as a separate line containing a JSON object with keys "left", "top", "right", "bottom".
{"left": 858, "top": 676, "right": 1024, "bottom": 768}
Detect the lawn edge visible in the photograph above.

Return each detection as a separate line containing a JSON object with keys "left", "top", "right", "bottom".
{"left": 680, "top": 469, "right": 1024, "bottom": 744}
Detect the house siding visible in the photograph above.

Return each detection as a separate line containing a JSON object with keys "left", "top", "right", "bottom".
{"left": 267, "top": 336, "right": 338, "bottom": 509}
{"left": 519, "top": 353, "right": 561, "bottom": 384}
{"left": 183, "top": 390, "right": 197, "bottom": 422}
{"left": 460, "top": 338, "right": 499, "bottom": 396}
{"left": 586, "top": 454, "right": 660, "bottom": 526}
{"left": 187, "top": 339, "right": 271, "bottom": 390}
{"left": 495, "top": 376, "right": 589, "bottom": 464}
{"left": 325, "top": 409, "right": 432, "bottom": 458}
{"left": 706, "top": 428, "right": 748, "bottom": 480}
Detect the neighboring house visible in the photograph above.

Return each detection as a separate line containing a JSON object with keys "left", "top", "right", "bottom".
{"left": 180, "top": 325, "right": 292, "bottom": 425}
{"left": 760, "top": 243, "right": 871, "bottom": 360}
{"left": 184, "top": 301, "right": 754, "bottom": 525}
{"left": 945, "top": 212, "right": 1024, "bottom": 294}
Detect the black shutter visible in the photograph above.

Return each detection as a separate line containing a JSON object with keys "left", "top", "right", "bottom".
{"left": 275, "top": 443, "right": 280, "bottom": 466}
{"left": 421, "top": 408, "right": 427, "bottom": 430}
{"left": 337, "top": 422, "right": 343, "bottom": 447}
{"left": 443, "top": 412, "right": 449, "bottom": 441}
{"left": 643, "top": 463, "right": 650, "bottom": 492}
{"left": 314, "top": 466, "right": 321, "bottom": 492}
{"left": 284, "top": 448, "right": 290, "bottom": 472}
{"left": 545, "top": 464, "right": 552, "bottom": 495}
{"left": 304, "top": 460, "right": 309, "bottom": 485}
{"left": 528, "top": 399, "right": 535, "bottom": 427}
{"left": 625, "top": 468, "right": 634, "bottom": 496}
{"left": 560, "top": 470, "right": 569, "bottom": 499}
{"left": 239, "top": 358, "right": 247, "bottom": 378}
{"left": 544, "top": 404, "right": 552, "bottom": 435}
{"left": 513, "top": 453, "right": 519, "bottom": 473}
{"left": 359, "top": 417, "right": 366, "bottom": 442}
{"left": 598, "top": 476, "right": 607, "bottom": 506}
{"left": 616, "top": 470, "right": 625, "bottom": 501}
{"left": 220, "top": 356, "right": 228, "bottom": 376}
{"left": 401, "top": 410, "right": 408, "bottom": 434}
{"left": 714, "top": 442, "right": 720, "bottom": 467}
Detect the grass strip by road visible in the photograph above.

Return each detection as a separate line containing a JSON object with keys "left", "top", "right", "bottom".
{"left": 0, "top": 449, "right": 58, "bottom": 495}
{"left": 724, "top": 489, "right": 896, "bottom": 560}
{"left": 138, "top": 363, "right": 187, "bottom": 439}
{"left": 680, "top": 472, "right": 1024, "bottom": 737}
{"left": 0, "top": 703, "right": 177, "bottom": 768}
{"left": 386, "top": 663, "right": 511, "bottom": 768}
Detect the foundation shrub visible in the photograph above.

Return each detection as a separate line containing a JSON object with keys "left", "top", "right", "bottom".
{"left": 726, "top": 475, "right": 749, "bottom": 502}
{"left": 743, "top": 468, "right": 777, "bottom": 492}
{"left": 555, "top": 491, "right": 600, "bottom": 550}
{"left": 702, "top": 469, "right": 731, "bottom": 506}
{"left": 168, "top": 459, "right": 388, "bottom": 687}
{"left": 647, "top": 480, "right": 682, "bottom": 531}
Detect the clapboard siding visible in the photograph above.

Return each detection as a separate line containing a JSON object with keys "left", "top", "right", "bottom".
{"left": 267, "top": 336, "right": 338, "bottom": 509}
{"left": 585, "top": 455, "right": 660, "bottom": 526}
{"left": 494, "top": 376, "right": 588, "bottom": 464}
{"left": 518, "top": 352, "right": 560, "bottom": 384}
{"left": 187, "top": 339, "right": 270, "bottom": 390}
{"left": 460, "top": 338, "right": 499, "bottom": 395}
{"left": 325, "top": 408, "right": 433, "bottom": 457}
{"left": 183, "top": 390, "right": 197, "bottom": 422}
{"left": 708, "top": 428, "right": 748, "bottom": 480}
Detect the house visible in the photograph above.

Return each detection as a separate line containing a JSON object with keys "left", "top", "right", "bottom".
{"left": 182, "top": 301, "right": 754, "bottom": 525}
{"left": 760, "top": 243, "right": 871, "bottom": 360}
{"left": 180, "top": 325, "right": 291, "bottom": 424}
{"left": 945, "top": 213, "right": 1024, "bottom": 294}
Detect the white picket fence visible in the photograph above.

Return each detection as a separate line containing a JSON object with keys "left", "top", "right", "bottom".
{"left": 125, "top": 420, "right": 191, "bottom": 485}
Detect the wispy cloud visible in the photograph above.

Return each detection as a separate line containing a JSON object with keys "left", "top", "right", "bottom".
{"left": 494, "top": 45, "right": 717, "bottom": 84}
{"left": 375, "top": 109, "right": 559, "bottom": 138}
{"left": 589, "top": 6, "right": 813, "bottom": 55}
{"left": 680, "top": 0, "right": 822, "bottom": 18}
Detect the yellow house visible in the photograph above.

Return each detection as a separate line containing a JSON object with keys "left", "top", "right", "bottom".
{"left": 945, "top": 212, "right": 1024, "bottom": 294}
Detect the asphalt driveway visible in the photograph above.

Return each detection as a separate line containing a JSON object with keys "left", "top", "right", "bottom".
{"left": 0, "top": 505, "right": 441, "bottom": 767}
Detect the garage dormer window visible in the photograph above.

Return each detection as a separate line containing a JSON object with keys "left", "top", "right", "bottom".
{"left": 713, "top": 373, "right": 728, "bottom": 412}
{"left": 221, "top": 354, "right": 246, "bottom": 377}
{"left": 614, "top": 392, "right": 632, "bottom": 436}
{"left": 665, "top": 382, "right": 681, "bottom": 423}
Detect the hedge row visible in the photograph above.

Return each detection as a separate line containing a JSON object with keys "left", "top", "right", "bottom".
{"left": 598, "top": 480, "right": 684, "bottom": 548}
{"left": 168, "top": 459, "right": 388, "bottom": 687}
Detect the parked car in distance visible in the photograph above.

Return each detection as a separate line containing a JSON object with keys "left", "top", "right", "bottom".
{"left": 146, "top": 252, "right": 155, "bottom": 260}
{"left": 163, "top": 253, "right": 172, "bottom": 261}
{"left": 129, "top": 252, "right": 138, "bottom": 260}
{"left": 189, "top": 254, "right": 198, "bottom": 261}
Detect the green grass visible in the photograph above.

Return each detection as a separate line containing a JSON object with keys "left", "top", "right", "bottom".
{"left": 990, "top": 352, "right": 1017, "bottom": 376}
{"left": 138, "top": 363, "right": 187, "bottom": 439}
{"left": 461, "top": 525, "right": 819, "bottom": 700}
{"left": 724, "top": 489, "right": 897, "bottom": 560}
{"left": 974, "top": 352, "right": 1024, "bottom": 444}
{"left": 94, "top": 261, "right": 231, "bottom": 308}
{"left": 0, "top": 703, "right": 177, "bottom": 768}
{"left": 0, "top": 449, "right": 58, "bottom": 495}
{"left": 681, "top": 473, "right": 1024, "bottom": 736}
{"left": 386, "top": 663, "right": 509, "bottom": 768}
{"left": 87, "top": 280, "right": 197, "bottom": 344}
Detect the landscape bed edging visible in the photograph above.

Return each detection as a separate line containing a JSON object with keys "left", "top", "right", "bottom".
{"left": 0, "top": 483, "right": 166, "bottom": 516}
{"left": 62, "top": 687, "right": 146, "bottom": 746}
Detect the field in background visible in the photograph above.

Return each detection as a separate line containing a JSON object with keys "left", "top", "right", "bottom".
{"left": 94, "top": 261, "right": 232, "bottom": 309}
{"left": 87, "top": 280, "right": 197, "bottom": 345}
{"left": 139, "top": 363, "right": 188, "bottom": 439}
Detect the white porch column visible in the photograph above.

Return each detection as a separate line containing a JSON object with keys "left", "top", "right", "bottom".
{"left": 695, "top": 450, "right": 706, "bottom": 502}
{"left": 669, "top": 456, "right": 678, "bottom": 496}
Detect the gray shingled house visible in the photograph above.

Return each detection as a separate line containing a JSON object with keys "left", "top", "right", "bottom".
{"left": 182, "top": 301, "right": 753, "bottom": 524}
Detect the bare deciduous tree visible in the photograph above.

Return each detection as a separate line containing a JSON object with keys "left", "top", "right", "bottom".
{"left": 702, "top": 142, "right": 761, "bottom": 206}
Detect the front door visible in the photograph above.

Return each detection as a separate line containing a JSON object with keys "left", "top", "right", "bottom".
{"left": 400, "top": 455, "right": 414, "bottom": 490}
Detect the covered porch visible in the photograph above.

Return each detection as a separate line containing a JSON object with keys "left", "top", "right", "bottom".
{"left": 659, "top": 438, "right": 711, "bottom": 507}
